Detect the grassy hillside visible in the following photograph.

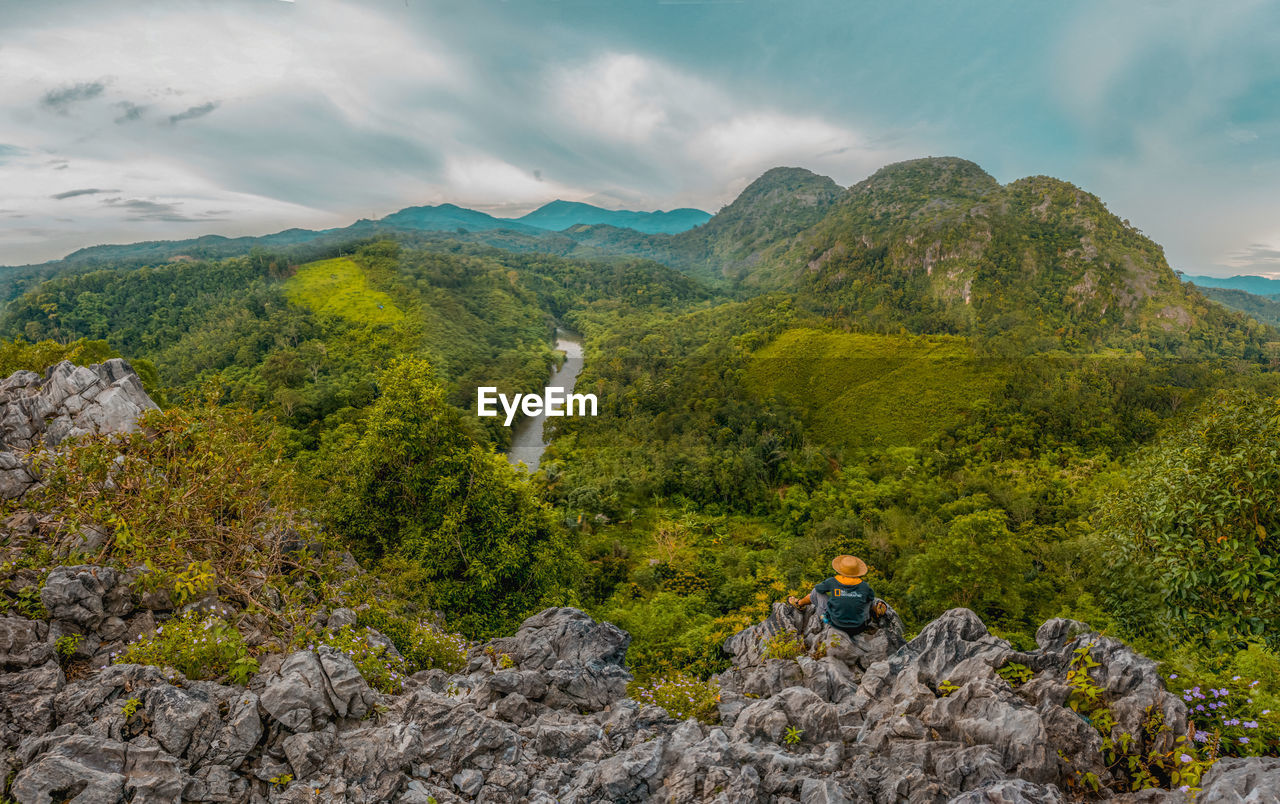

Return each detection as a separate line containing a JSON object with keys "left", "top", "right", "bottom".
{"left": 744, "top": 328, "right": 1002, "bottom": 450}
{"left": 285, "top": 257, "right": 405, "bottom": 325}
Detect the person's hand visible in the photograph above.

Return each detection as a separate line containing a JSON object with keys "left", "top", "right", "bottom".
{"left": 787, "top": 595, "right": 799, "bottom": 607}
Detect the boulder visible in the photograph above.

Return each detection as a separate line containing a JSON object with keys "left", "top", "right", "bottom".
{"left": 256, "top": 647, "right": 376, "bottom": 732}
{"left": 0, "top": 615, "right": 53, "bottom": 669}
{"left": 1197, "top": 756, "right": 1280, "bottom": 802}
{"left": 41, "top": 565, "right": 120, "bottom": 631}
{"left": 947, "top": 778, "right": 1066, "bottom": 803}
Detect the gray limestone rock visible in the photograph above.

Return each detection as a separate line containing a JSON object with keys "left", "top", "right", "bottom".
{"left": 1198, "top": 756, "right": 1280, "bottom": 803}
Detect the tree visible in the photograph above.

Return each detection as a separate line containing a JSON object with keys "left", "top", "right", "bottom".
{"left": 902, "top": 509, "right": 1031, "bottom": 627}
{"left": 1099, "top": 390, "right": 1280, "bottom": 647}
{"left": 327, "top": 357, "right": 579, "bottom": 636}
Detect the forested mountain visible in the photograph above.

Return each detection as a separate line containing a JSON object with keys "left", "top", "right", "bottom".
{"left": 1193, "top": 285, "right": 1280, "bottom": 330}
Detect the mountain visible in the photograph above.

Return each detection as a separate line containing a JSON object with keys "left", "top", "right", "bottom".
{"left": 3, "top": 157, "right": 1270, "bottom": 354}
{"left": 376, "top": 202, "right": 540, "bottom": 233}
{"left": 668, "top": 167, "right": 844, "bottom": 281}
{"left": 514, "top": 200, "right": 710, "bottom": 234}
{"left": 1194, "top": 285, "right": 1280, "bottom": 329}
{"left": 727, "top": 157, "right": 1270, "bottom": 351}
{"left": 1183, "top": 273, "right": 1280, "bottom": 296}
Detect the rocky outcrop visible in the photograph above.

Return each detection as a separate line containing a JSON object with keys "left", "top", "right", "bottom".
{"left": 0, "top": 359, "right": 157, "bottom": 499}
{"left": 4, "top": 581, "right": 1274, "bottom": 803}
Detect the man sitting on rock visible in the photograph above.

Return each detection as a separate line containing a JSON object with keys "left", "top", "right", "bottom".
{"left": 788, "top": 554, "right": 884, "bottom": 640}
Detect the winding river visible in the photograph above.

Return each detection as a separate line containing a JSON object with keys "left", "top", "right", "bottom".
{"left": 506, "top": 329, "right": 584, "bottom": 470}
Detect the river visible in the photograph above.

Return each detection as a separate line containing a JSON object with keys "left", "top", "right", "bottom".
{"left": 506, "top": 329, "right": 584, "bottom": 470}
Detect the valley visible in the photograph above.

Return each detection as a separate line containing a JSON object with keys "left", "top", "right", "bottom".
{"left": 0, "top": 156, "right": 1278, "bottom": 799}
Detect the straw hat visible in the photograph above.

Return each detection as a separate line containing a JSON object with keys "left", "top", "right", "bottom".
{"left": 832, "top": 555, "right": 868, "bottom": 578}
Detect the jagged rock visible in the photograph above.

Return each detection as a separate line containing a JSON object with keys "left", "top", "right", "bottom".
{"left": 0, "top": 591, "right": 1233, "bottom": 804}
{"left": 318, "top": 722, "right": 428, "bottom": 803}
{"left": 328, "top": 607, "right": 358, "bottom": 630}
{"left": 1198, "top": 756, "right": 1280, "bottom": 802}
{"left": 479, "top": 607, "right": 633, "bottom": 713}
{"left": 531, "top": 718, "right": 605, "bottom": 758}
{"left": 11, "top": 733, "right": 128, "bottom": 804}
{"left": 0, "top": 614, "right": 53, "bottom": 669}
{"left": 121, "top": 736, "right": 185, "bottom": 803}
{"left": 734, "top": 686, "right": 842, "bottom": 744}
{"left": 10, "top": 733, "right": 182, "bottom": 803}
{"left": 485, "top": 607, "right": 630, "bottom": 671}
{"left": 723, "top": 598, "right": 905, "bottom": 673}
{"left": 0, "top": 451, "right": 38, "bottom": 500}
{"left": 1027, "top": 618, "right": 1188, "bottom": 757}
{"left": 800, "top": 777, "right": 851, "bottom": 804}
{"left": 0, "top": 660, "right": 64, "bottom": 747}
{"left": 183, "top": 764, "right": 252, "bottom": 802}
{"left": 204, "top": 690, "right": 263, "bottom": 769}
{"left": 41, "top": 565, "right": 120, "bottom": 631}
{"left": 0, "top": 359, "right": 157, "bottom": 452}
{"left": 283, "top": 723, "right": 336, "bottom": 779}
{"left": 402, "top": 692, "right": 520, "bottom": 775}
{"left": 256, "top": 647, "right": 376, "bottom": 733}
{"left": 144, "top": 682, "right": 222, "bottom": 763}
{"left": 947, "top": 778, "right": 1065, "bottom": 803}
{"left": 0, "top": 360, "right": 158, "bottom": 500}
{"left": 453, "top": 767, "right": 485, "bottom": 796}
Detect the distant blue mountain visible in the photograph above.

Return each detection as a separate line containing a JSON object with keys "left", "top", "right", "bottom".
{"left": 1, "top": 200, "right": 709, "bottom": 279}
{"left": 513, "top": 200, "right": 711, "bottom": 234}
{"left": 375, "top": 203, "right": 540, "bottom": 233}
{"left": 1183, "top": 274, "right": 1280, "bottom": 297}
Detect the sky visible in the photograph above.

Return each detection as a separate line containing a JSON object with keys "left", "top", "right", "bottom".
{"left": 1, "top": 0, "right": 1278, "bottom": 275}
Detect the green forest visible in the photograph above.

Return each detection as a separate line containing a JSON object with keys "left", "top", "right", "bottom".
{"left": 3, "top": 157, "right": 1279, "bottom": 786}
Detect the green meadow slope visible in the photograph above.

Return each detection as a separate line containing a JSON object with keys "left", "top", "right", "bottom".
{"left": 284, "top": 257, "right": 405, "bottom": 324}
{"left": 744, "top": 328, "right": 1003, "bottom": 450}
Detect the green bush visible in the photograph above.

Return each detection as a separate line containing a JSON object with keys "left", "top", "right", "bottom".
{"left": 116, "top": 613, "right": 258, "bottom": 684}
{"left": 327, "top": 358, "right": 580, "bottom": 638}
{"left": 1166, "top": 664, "right": 1280, "bottom": 758}
{"left": 629, "top": 672, "right": 720, "bottom": 723}
{"left": 762, "top": 630, "right": 805, "bottom": 661}
{"left": 357, "top": 608, "right": 469, "bottom": 674}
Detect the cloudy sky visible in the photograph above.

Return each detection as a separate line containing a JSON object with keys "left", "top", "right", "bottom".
{"left": 2, "top": 0, "right": 1278, "bottom": 274}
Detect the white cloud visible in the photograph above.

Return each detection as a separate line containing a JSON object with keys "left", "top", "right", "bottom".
{"left": 442, "top": 155, "right": 589, "bottom": 207}
{"left": 549, "top": 52, "right": 909, "bottom": 212}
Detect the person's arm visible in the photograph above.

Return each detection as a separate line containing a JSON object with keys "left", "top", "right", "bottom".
{"left": 788, "top": 593, "right": 811, "bottom": 607}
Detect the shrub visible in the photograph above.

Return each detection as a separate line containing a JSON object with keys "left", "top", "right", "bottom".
{"left": 55, "top": 634, "right": 82, "bottom": 662}
{"left": 762, "top": 630, "right": 806, "bottom": 661}
{"left": 1168, "top": 671, "right": 1280, "bottom": 758}
{"left": 1065, "top": 643, "right": 1215, "bottom": 793}
{"left": 356, "top": 607, "right": 468, "bottom": 674}
{"left": 26, "top": 396, "right": 324, "bottom": 622}
{"left": 116, "top": 613, "right": 258, "bottom": 684}
{"left": 629, "top": 672, "right": 720, "bottom": 723}
{"left": 996, "top": 662, "right": 1034, "bottom": 687}
{"left": 327, "top": 358, "right": 581, "bottom": 638}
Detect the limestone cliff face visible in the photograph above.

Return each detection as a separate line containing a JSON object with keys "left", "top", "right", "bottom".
{"left": 0, "top": 359, "right": 157, "bottom": 499}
